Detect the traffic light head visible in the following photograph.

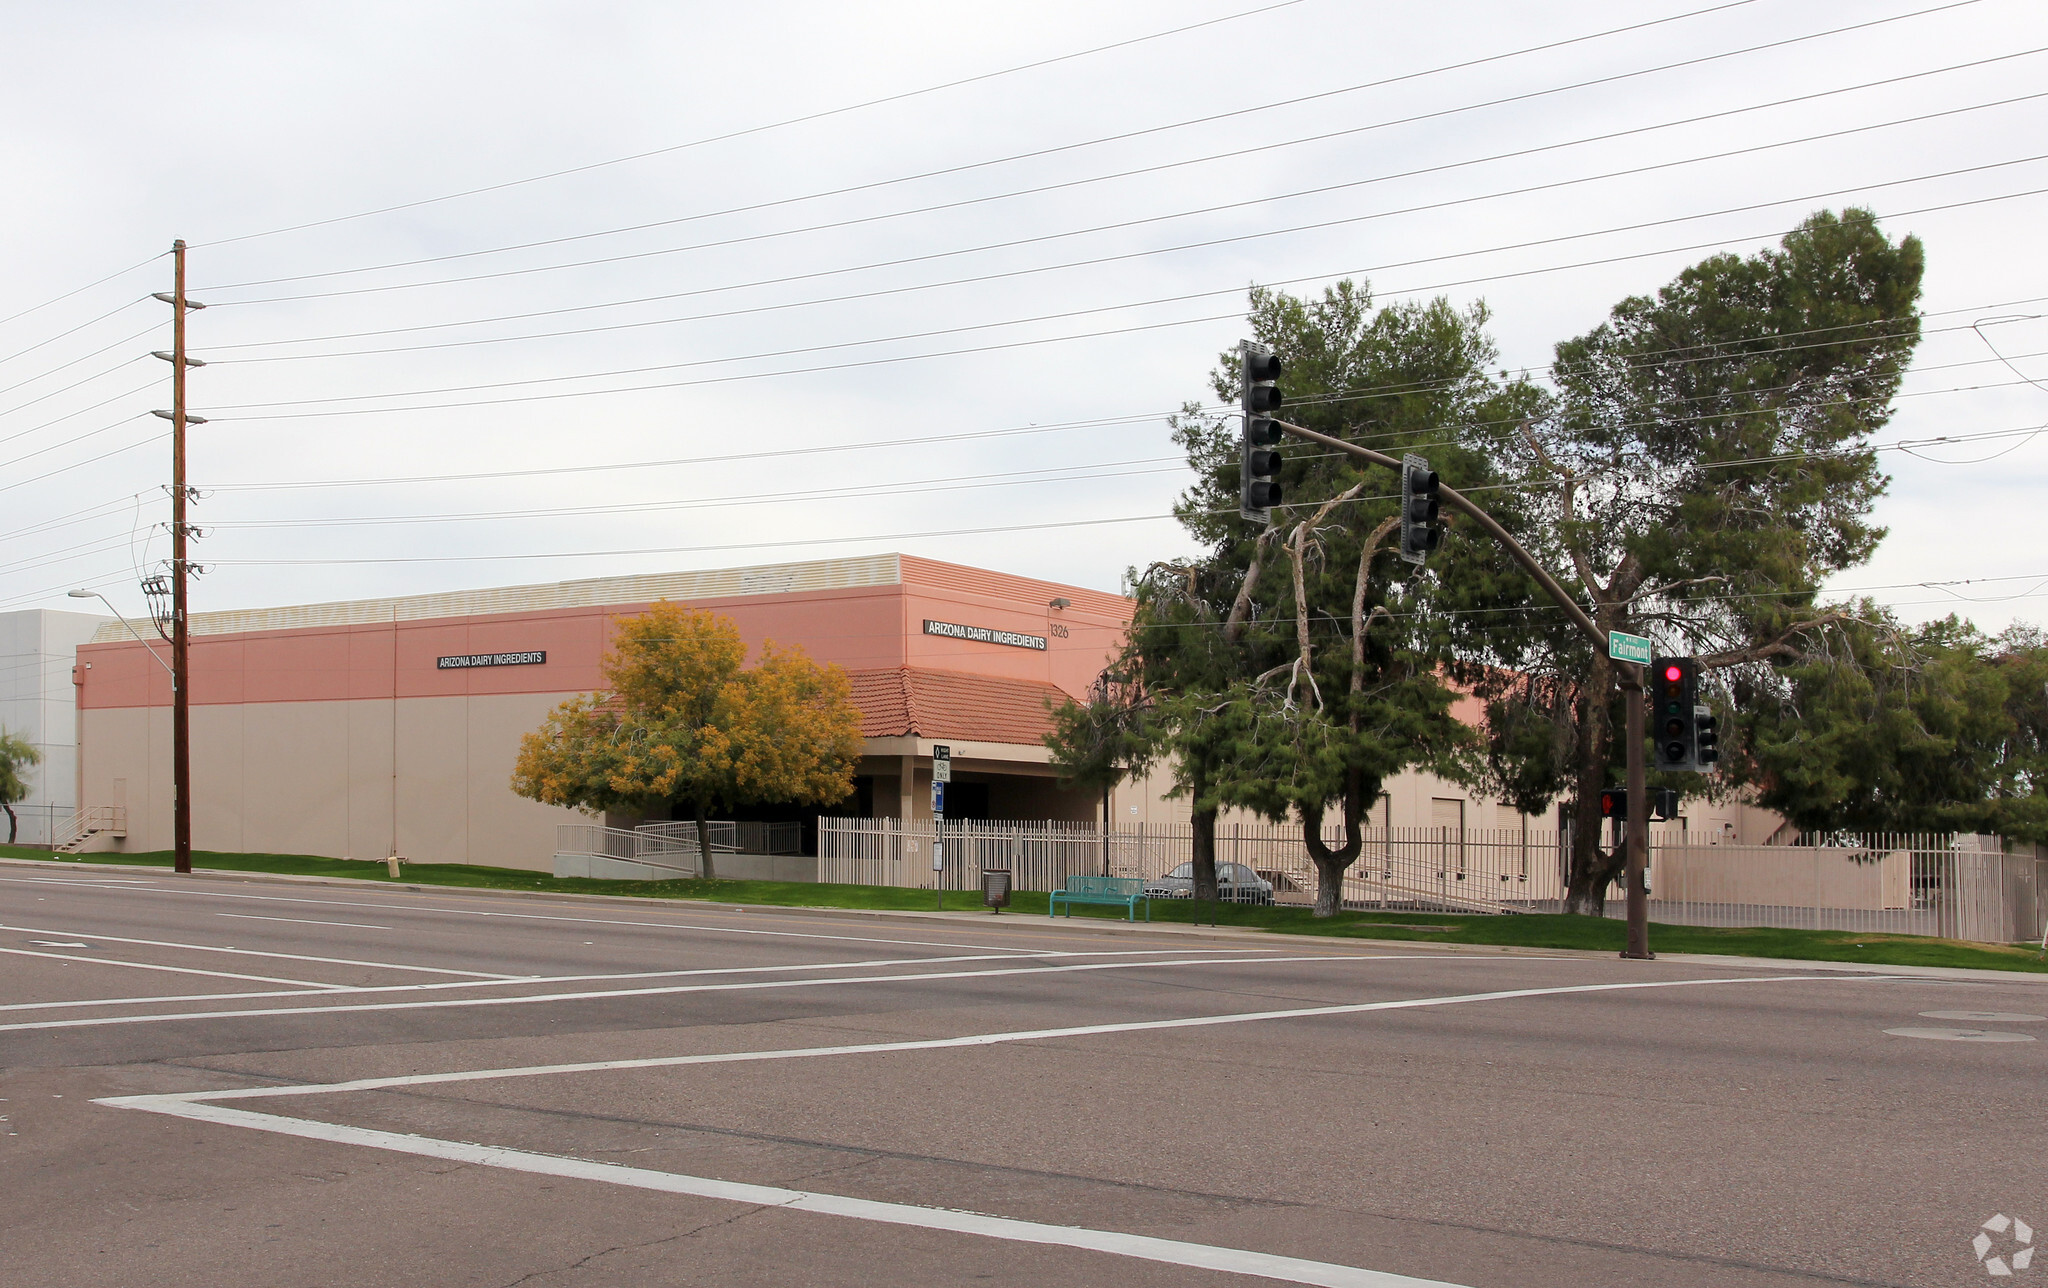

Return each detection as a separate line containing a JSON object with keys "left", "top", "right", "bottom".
{"left": 1648, "top": 656, "right": 1718, "bottom": 773}
{"left": 1243, "top": 350, "right": 1283, "bottom": 413}
{"left": 1398, "top": 454, "right": 1443, "bottom": 565}
{"left": 1239, "top": 342, "right": 1285, "bottom": 522}
{"left": 1694, "top": 707, "right": 1720, "bottom": 768}
{"left": 1599, "top": 788, "right": 1626, "bottom": 819}
{"left": 1651, "top": 655, "right": 1695, "bottom": 770}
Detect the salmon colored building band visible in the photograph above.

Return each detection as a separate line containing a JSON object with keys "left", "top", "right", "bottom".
{"left": 74, "top": 554, "right": 1131, "bottom": 870}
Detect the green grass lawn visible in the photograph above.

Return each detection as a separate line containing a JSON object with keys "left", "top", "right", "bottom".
{"left": 6, "top": 842, "right": 2044, "bottom": 974}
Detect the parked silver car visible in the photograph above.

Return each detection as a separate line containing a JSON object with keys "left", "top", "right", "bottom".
{"left": 1143, "top": 861, "right": 1275, "bottom": 905}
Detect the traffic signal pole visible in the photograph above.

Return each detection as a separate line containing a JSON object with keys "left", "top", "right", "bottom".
{"left": 1268, "top": 418, "right": 1654, "bottom": 957}
{"left": 1622, "top": 672, "right": 1650, "bottom": 958}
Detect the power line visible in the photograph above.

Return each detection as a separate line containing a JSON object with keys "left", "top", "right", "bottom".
{"left": 169, "top": 410, "right": 2048, "bottom": 548}
{"left": 192, "top": 177, "right": 2048, "bottom": 423}
{"left": 185, "top": 343, "right": 2048, "bottom": 535}
{"left": 8, "top": 363, "right": 2022, "bottom": 560}
{"left": 193, "top": 295, "right": 2040, "bottom": 493}
{"left": 0, "top": 492, "right": 149, "bottom": 547}
{"left": 204, "top": 88, "right": 2048, "bottom": 369}
{"left": 0, "top": 354, "right": 151, "bottom": 424}
{"left": 196, "top": 40, "right": 2040, "bottom": 304}
{"left": 205, "top": 457, "right": 1193, "bottom": 531}
{"left": 0, "top": 378, "right": 161, "bottom": 457}
{"left": 199, "top": 1, "right": 1991, "bottom": 309}
{"left": 186, "top": 0, "right": 1759, "bottom": 254}
{"left": 0, "top": 297, "right": 149, "bottom": 372}
{"left": 0, "top": 269, "right": 2015, "bottom": 531}
{"left": 1, "top": 215, "right": 2024, "bottom": 549}
{"left": 0, "top": 255, "right": 162, "bottom": 332}
{"left": 190, "top": 415, "right": 2048, "bottom": 569}
{"left": 183, "top": 413, "right": 2048, "bottom": 538}
{"left": 0, "top": 320, "right": 164, "bottom": 401}
{"left": 0, "top": 419, "right": 158, "bottom": 500}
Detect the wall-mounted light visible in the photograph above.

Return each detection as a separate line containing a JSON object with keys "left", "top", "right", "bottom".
{"left": 1048, "top": 597, "right": 1071, "bottom": 610}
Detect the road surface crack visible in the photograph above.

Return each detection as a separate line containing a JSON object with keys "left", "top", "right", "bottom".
{"left": 495, "top": 1207, "right": 774, "bottom": 1286}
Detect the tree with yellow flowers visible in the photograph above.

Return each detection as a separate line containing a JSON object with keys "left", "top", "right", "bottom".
{"left": 511, "top": 601, "right": 863, "bottom": 879}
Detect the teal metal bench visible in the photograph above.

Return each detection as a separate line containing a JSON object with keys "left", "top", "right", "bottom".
{"left": 1048, "top": 874, "right": 1149, "bottom": 921}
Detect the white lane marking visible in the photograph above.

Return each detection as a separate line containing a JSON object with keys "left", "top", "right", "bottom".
{"left": 126, "top": 1101, "right": 1458, "bottom": 1288}
{"left": 219, "top": 913, "right": 392, "bottom": 931}
{"left": 0, "top": 875, "right": 1210, "bottom": 955}
{"left": 0, "top": 987, "right": 357, "bottom": 1013}
{"left": 0, "top": 948, "right": 1288, "bottom": 1014}
{"left": 1919, "top": 1010, "right": 2045, "bottom": 1022}
{"left": 29, "top": 941, "right": 89, "bottom": 948}
{"left": 130, "top": 972, "right": 1896, "bottom": 1104}
{"left": 4, "top": 954, "right": 1387, "bottom": 1034}
{"left": 0, "top": 945, "right": 348, "bottom": 990}
{"left": 102, "top": 976, "right": 1898, "bottom": 1286}
{"left": 15, "top": 877, "right": 160, "bottom": 886}
{"left": 1884, "top": 1026, "right": 2036, "bottom": 1042}
{"left": 0, "top": 922, "right": 524, "bottom": 980}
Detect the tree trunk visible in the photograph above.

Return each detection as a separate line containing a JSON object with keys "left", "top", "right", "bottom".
{"left": 1561, "top": 649, "right": 1623, "bottom": 915}
{"left": 1301, "top": 770, "right": 1367, "bottom": 917}
{"left": 1101, "top": 784, "right": 1112, "bottom": 876}
{"left": 1190, "top": 804, "right": 1219, "bottom": 902}
{"left": 3, "top": 803, "right": 15, "bottom": 846}
{"left": 693, "top": 801, "right": 716, "bottom": 882}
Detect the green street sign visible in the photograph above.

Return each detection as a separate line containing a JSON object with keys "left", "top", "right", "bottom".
{"left": 1608, "top": 631, "right": 1653, "bottom": 665}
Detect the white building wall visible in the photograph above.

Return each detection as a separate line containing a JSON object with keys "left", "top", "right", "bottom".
{"left": 0, "top": 609, "right": 110, "bottom": 845}
{"left": 80, "top": 691, "right": 584, "bottom": 870}
{"left": 1106, "top": 758, "right": 1782, "bottom": 846}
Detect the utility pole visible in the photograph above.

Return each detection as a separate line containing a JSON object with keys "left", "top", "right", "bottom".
{"left": 152, "top": 241, "right": 205, "bottom": 876}
{"left": 1267, "top": 417, "right": 1654, "bottom": 958}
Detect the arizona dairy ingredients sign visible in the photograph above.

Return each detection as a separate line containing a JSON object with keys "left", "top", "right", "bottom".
{"left": 436, "top": 651, "right": 547, "bottom": 670}
{"left": 922, "top": 620, "right": 1047, "bottom": 651}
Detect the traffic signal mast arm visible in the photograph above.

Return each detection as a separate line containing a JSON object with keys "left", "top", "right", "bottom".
{"left": 1266, "top": 419, "right": 1602, "bottom": 648}
{"left": 1267, "top": 417, "right": 1653, "bottom": 959}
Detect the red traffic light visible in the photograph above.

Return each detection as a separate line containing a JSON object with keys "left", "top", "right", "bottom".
{"left": 1664, "top": 664, "right": 1683, "bottom": 682}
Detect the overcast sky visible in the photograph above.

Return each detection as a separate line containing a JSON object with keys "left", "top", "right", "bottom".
{"left": 3, "top": 0, "right": 2044, "bottom": 643}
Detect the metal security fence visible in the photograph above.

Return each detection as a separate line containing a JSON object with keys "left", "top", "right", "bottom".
{"left": 1633, "top": 835, "right": 2047, "bottom": 943}
{"left": 556, "top": 819, "right": 805, "bottom": 876}
{"left": 3, "top": 802, "right": 77, "bottom": 848}
{"left": 817, "top": 817, "right": 2048, "bottom": 945}
{"left": 818, "top": 816, "right": 1569, "bottom": 914}
{"left": 633, "top": 820, "right": 802, "bottom": 857}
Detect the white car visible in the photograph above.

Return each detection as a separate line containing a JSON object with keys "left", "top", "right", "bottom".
{"left": 1142, "top": 861, "right": 1275, "bottom": 905}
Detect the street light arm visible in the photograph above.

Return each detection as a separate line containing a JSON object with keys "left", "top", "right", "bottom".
{"left": 67, "top": 590, "right": 175, "bottom": 683}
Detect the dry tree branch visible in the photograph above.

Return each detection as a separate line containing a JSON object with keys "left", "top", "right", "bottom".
{"left": 1519, "top": 419, "right": 1606, "bottom": 603}
{"left": 1287, "top": 522, "right": 1318, "bottom": 710}
{"left": 1224, "top": 526, "right": 1284, "bottom": 644}
{"left": 1351, "top": 515, "right": 1400, "bottom": 695}
{"left": 1698, "top": 612, "right": 1856, "bottom": 669}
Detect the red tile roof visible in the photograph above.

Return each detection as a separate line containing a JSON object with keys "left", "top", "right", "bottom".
{"left": 846, "top": 667, "right": 1072, "bottom": 745}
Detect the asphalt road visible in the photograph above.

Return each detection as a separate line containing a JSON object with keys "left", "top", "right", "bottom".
{"left": 2, "top": 861, "right": 2043, "bottom": 1288}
